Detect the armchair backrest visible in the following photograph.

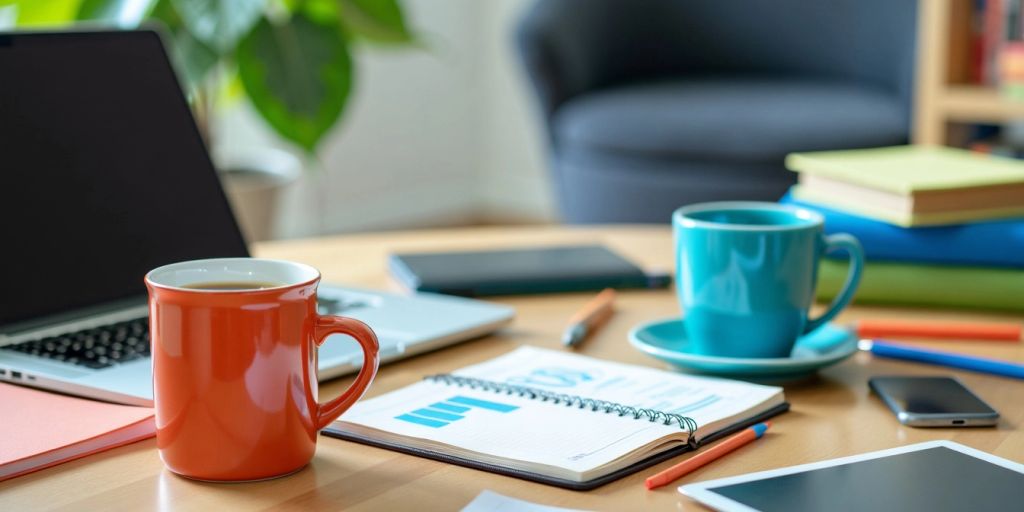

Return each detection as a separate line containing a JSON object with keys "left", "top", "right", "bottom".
{"left": 517, "top": 0, "right": 918, "bottom": 119}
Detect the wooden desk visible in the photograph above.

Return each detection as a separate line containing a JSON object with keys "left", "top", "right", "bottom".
{"left": 3, "top": 226, "right": 1022, "bottom": 511}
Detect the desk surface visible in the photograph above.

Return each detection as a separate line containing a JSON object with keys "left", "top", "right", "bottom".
{"left": 4, "top": 225, "right": 1023, "bottom": 511}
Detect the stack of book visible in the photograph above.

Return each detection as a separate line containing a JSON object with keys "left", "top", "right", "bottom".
{"left": 781, "top": 145, "right": 1024, "bottom": 312}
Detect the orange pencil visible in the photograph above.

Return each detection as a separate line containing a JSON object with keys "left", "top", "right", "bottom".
{"left": 645, "top": 422, "right": 771, "bottom": 490}
{"left": 562, "top": 288, "right": 616, "bottom": 348}
{"left": 857, "top": 319, "right": 1022, "bottom": 342}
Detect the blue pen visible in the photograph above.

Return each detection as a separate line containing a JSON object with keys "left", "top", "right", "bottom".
{"left": 859, "top": 339, "right": 1024, "bottom": 380}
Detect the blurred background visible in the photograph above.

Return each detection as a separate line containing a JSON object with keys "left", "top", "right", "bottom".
{"left": 3, "top": 0, "right": 555, "bottom": 241}
{"left": 3, "top": 0, "right": 1019, "bottom": 241}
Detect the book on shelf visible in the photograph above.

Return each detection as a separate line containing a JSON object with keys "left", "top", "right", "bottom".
{"left": 786, "top": 145, "right": 1024, "bottom": 227}
{"left": 780, "top": 191, "right": 1024, "bottom": 268}
{"left": 973, "top": 0, "right": 1024, "bottom": 92}
{"left": 324, "top": 347, "right": 787, "bottom": 490}
{"left": 817, "top": 259, "right": 1024, "bottom": 312}
{"left": 1, "top": 383, "right": 155, "bottom": 482}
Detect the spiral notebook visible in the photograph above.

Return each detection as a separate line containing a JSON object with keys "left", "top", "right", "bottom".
{"left": 323, "top": 347, "right": 787, "bottom": 490}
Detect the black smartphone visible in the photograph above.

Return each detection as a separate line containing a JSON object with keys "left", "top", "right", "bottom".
{"left": 869, "top": 376, "right": 999, "bottom": 427}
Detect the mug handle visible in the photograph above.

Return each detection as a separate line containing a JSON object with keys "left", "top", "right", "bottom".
{"left": 804, "top": 233, "right": 864, "bottom": 334}
{"left": 313, "top": 315, "right": 380, "bottom": 430}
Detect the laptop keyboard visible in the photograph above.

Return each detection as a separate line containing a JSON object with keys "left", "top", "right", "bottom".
{"left": 2, "top": 318, "right": 150, "bottom": 369}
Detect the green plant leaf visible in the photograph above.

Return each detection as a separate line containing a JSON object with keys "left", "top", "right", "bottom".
{"left": 77, "top": 0, "right": 157, "bottom": 25}
{"left": 338, "top": 0, "right": 412, "bottom": 44}
{"left": 237, "top": 12, "right": 351, "bottom": 152}
{"left": 148, "top": 0, "right": 182, "bottom": 29}
{"left": 170, "top": 0, "right": 266, "bottom": 54}
{"left": 12, "top": 0, "right": 81, "bottom": 24}
{"left": 297, "top": 0, "right": 338, "bottom": 26}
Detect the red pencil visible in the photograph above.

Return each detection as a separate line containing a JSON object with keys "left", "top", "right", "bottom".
{"left": 857, "top": 319, "right": 1022, "bottom": 342}
{"left": 645, "top": 422, "right": 771, "bottom": 490}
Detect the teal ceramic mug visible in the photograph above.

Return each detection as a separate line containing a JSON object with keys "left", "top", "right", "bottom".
{"left": 673, "top": 202, "right": 864, "bottom": 358}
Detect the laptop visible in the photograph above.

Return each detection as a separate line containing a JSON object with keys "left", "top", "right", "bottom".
{"left": 0, "top": 29, "right": 513, "bottom": 406}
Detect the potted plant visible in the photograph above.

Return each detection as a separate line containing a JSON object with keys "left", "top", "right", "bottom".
{"left": 4, "top": 0, "right": 415, "bottom": 240}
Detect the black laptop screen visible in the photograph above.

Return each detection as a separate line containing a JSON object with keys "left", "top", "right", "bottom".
{"left": 0, "top": 30, "right": 249, "bottom": 326}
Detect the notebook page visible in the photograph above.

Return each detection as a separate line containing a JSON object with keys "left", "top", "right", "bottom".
{"left": 453, "top": 347, "right": 781, "bottom": 435}
{"left": 338, "top": 379, "right": 682, "bottom": 476}
{"left": 337, "top": 347, "right": 782, "bottom": 477}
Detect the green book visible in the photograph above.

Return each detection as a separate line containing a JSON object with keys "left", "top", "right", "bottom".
{"left": 787, "top": 146, "right": 1024, "bottom": 227}
{"left": 817, "top": 259, "right": 1024, "bottom": 312}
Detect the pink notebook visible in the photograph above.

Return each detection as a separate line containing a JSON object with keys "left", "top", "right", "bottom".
{"left": 1, "top": 383, "right": 155, "bottom": 482}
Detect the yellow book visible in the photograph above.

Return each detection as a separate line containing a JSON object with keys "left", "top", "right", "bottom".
{"left": 786, "top": 146, "right": 1024, "bottom": 226}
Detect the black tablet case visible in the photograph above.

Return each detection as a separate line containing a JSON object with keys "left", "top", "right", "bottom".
{"left": 323, "top": 402, "right": 788, "bottom": 491}
{"left": 388, "top": 245, "right": 670, "bottom": 296}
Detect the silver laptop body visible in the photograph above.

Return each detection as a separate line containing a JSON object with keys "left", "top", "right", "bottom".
{"left": 0, "top": 286, "right": 512, "bottom": 406}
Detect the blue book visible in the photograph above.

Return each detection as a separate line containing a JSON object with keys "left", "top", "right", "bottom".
{"left": 780, "top": 190, "right": 1024, "bottom": 268}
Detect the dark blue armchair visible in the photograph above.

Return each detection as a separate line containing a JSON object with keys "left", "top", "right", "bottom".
{"left": 516, "top": 0, "right": 918, "bottom": 223}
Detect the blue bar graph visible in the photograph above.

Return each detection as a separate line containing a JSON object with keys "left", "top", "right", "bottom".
{"left": 447, "top": 395, "right": 519, "bottom": 412}
{"left": 395, "top": 395, "right": 519, "bottom": 428}
{"left": 431, "top": 402, "right": 470, "bottom": 413}
{"left": 412, "top": 408, "right": 464, "bottom": 421}
{"left": 395, "top": 414, "right": 448, "bottom": 428}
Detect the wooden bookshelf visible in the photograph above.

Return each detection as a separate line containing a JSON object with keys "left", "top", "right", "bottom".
{"left": 943, "top": 85, "right": 1024, "bottom": 121}
{"left": 914, "top": 0, "right": 1024, "bottom": 144}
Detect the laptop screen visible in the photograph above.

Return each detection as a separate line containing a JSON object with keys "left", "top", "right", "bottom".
{"left": 0, "top": 29, "right": 249, "bottom": 327}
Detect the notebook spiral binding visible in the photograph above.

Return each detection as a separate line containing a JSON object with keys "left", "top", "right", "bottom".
{"left": 425, "top": 374, "right": 698, "bottom": 442}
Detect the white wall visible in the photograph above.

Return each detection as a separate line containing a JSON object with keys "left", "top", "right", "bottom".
{"left": 478, "top": 0, "right": 556, "bottom": 222}
{"left": 218, "top": 0, "right": 554, "bottom": 239}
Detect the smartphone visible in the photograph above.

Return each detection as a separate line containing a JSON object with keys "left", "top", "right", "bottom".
{"left": 869, "top": 376, "right": 999, "bottom": 427}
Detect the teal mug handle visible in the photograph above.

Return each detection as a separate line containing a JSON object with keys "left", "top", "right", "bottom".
{"left": 804, "top": 233, "right": 864, "bottom": 334}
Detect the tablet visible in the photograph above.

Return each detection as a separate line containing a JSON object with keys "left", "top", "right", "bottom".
{"left": 680, "top": 441, "right": 1024, "bottom": 512}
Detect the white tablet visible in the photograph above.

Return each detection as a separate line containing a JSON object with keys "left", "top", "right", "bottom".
{"left": 680, "top": 441, "right": 1024, "bottom": 512}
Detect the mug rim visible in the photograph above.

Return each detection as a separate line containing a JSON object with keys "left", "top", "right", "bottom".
{"left": 145, "top": 257, "right": 320, "bottom": 294}
{"left": 673, "top": 201, "right": 823, "bottom": 232}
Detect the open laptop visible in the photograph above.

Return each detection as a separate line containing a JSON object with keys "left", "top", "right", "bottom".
{"left": 0, "top": 29, "right": 513, "bottom": 406}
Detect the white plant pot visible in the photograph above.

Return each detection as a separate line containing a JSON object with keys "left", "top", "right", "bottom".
{"left": 215, "top": 147, "right": 301, "bottom": 242}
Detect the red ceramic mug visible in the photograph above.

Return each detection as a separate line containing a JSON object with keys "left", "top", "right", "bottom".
{"left": 145, "top": 258, "right": 379, "bottom": 481}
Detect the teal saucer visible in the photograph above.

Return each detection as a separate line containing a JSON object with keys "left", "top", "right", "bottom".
{"left": 628, "top": 317, "right": 857, "bottom": 380}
